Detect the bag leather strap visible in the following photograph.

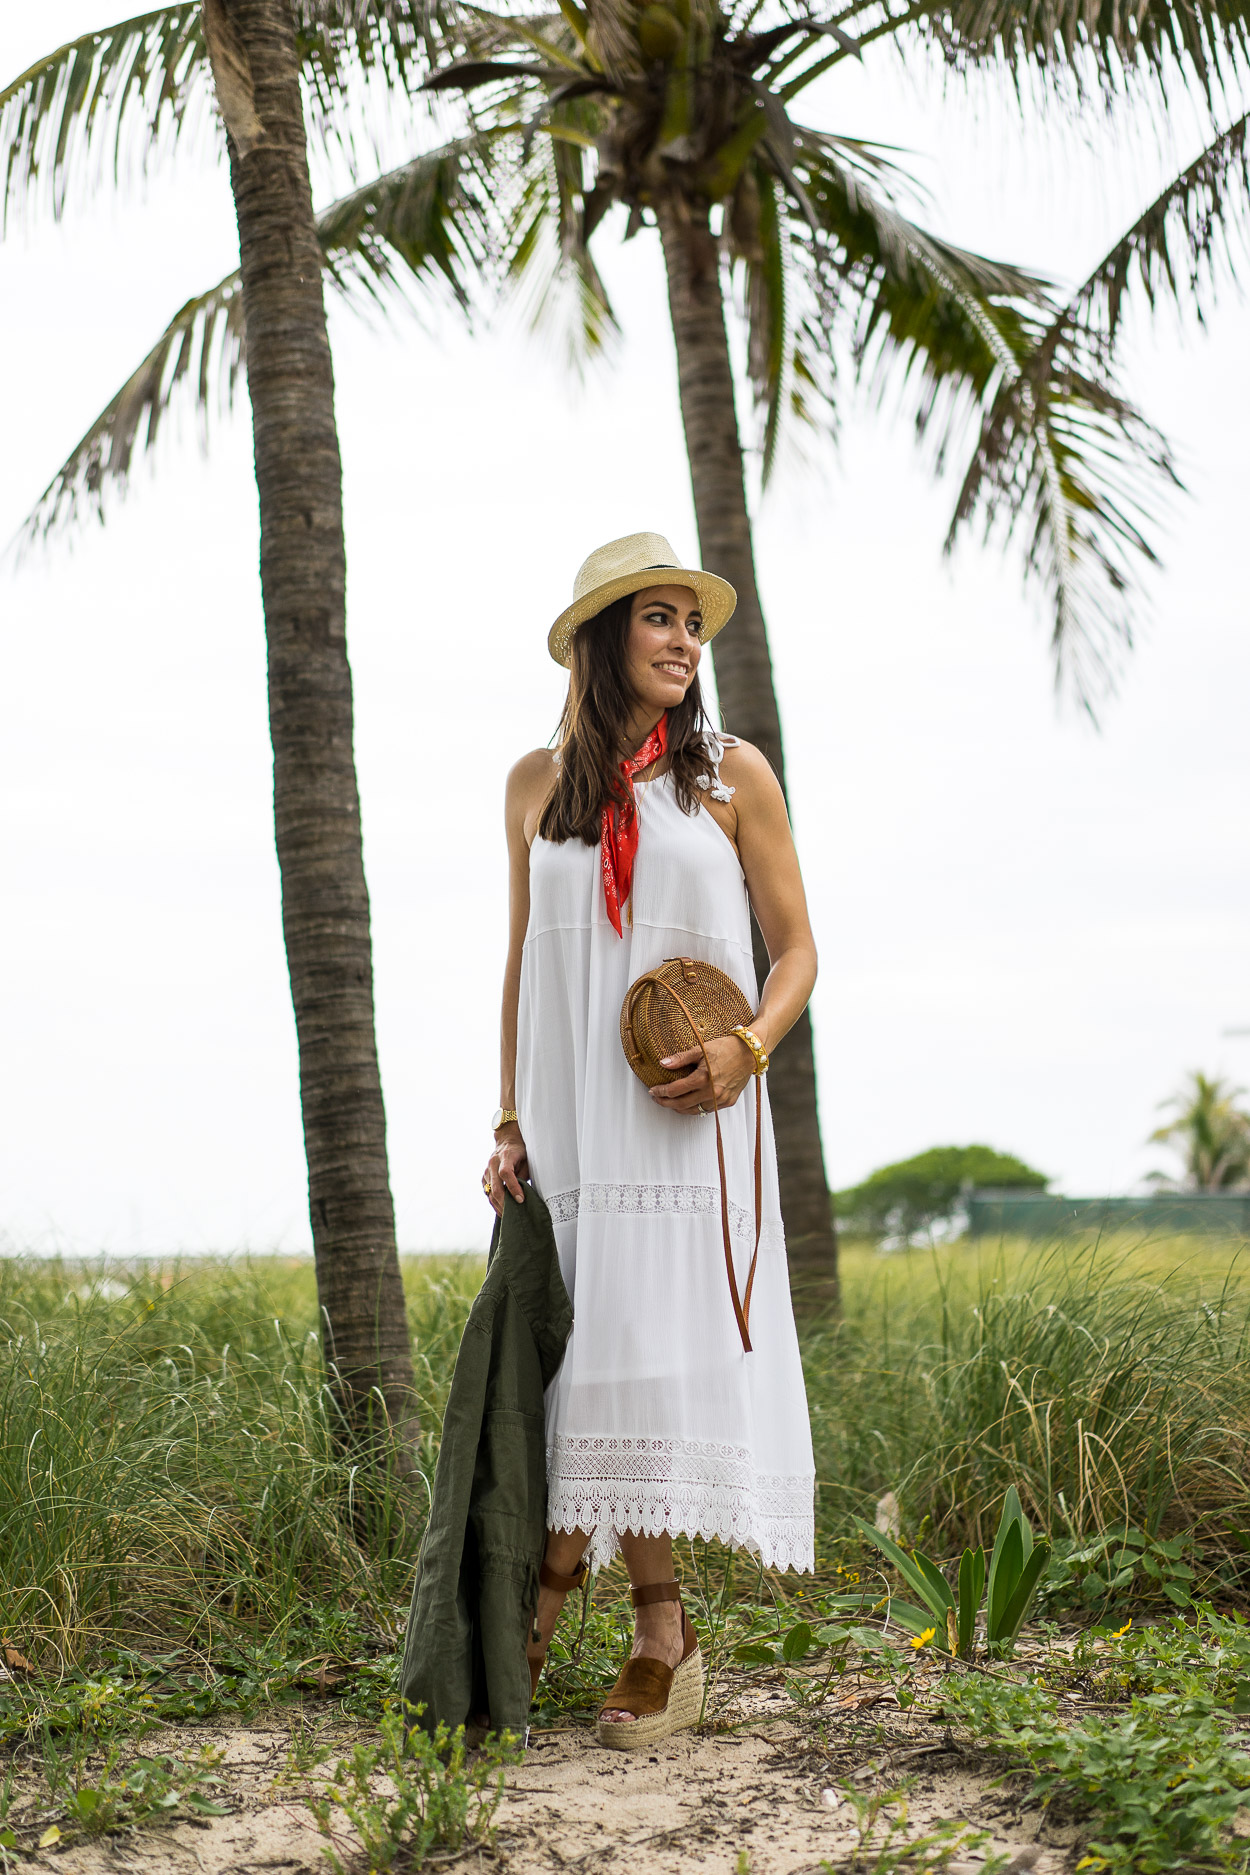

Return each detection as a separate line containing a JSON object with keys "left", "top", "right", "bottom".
{"left": 625, "top": 965, "right": 762, "bottom": 1354}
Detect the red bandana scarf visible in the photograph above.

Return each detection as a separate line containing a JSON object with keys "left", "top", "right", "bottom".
{"left": 601, "top": 712, "right": 668, "bottom": 937}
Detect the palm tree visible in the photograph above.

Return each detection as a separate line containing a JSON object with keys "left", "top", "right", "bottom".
{"left": 9, "top": 2, "right": 1250, "bottom": 1306}
{"left": 391, "top": 0, "right": 1250, "bottom": 1297}
{"left": 0, "top": 0, "right": 450, "bottom": 1453}
{"left": 1149, "top": 1072, "right": 1250, "bottom": 1190}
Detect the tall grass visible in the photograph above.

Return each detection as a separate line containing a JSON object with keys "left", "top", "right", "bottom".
{"left": 807, "top": 1236, "right": 1250, "bottom": 1557}
{"left": 0, "top": 1256, "right": 480, "bottom": 1670}
{"left": 0, "top": 1236, "right": 1246, "bottom": 1671}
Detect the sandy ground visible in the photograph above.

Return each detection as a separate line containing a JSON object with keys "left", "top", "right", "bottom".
{"left": 14, "top": 1689, "right": 1075, "bottom": 1875}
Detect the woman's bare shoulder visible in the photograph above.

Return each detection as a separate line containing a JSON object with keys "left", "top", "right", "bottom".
{"left": 507, "top": 747, "right": 559, "bottom": 792}
{"left": 506, "top": 748, "right": 559, "bottom": 823}
{"left": 714, "top": 736, "right": 783, "bottom": 794}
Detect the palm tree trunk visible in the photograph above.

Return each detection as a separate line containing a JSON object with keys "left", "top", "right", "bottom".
{"left": 657, "top": 191, "right": 838, "bottom": 1307}
{"left": 212, "top": 0, "right": 417, "bottom": 1444}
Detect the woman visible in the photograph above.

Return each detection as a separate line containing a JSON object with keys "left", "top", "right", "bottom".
{"left": 484, "top": 532, "right": 817, "bottom": 1748}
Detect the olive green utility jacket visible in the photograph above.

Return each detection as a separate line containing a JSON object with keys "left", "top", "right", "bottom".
{"left": 398, "top": 1186, "right": 571, "bottom": 1737}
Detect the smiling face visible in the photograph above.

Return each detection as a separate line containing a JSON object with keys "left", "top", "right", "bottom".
{"left": 623, "top": 584, "right": 703, "bottom": 723}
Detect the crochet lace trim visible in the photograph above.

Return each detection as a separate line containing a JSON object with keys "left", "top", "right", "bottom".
{"left": 547, "top": 1432, "right": 815, "bottom": 1574}
{"left": 545, "top": 1182, "right": 784, "bottom": 1250}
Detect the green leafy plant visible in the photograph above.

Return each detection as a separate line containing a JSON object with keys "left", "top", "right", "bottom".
{"left": 1042, "top": 1526, "right": 1197, "bottom": 1618}
{"left": 821, "top": 1782, "right": 1008, "bottom": 1874}
{"left": 59, "top": 1747, "right": 226, "bottom": 1838}
{"left": 944, "top": 1662, "right": 1250, "bottom": 1875}
{"left": 283, "top": 1716, "right": 336, "bottom": 1782}
{"left": 24, "top": 1745, "right": 225, "bottom": 1850}
{"left": 1065, "top": 1608, "right": 1250, "bottom": 1709}
{"left": 308, "top": 1704, "right": 519, "bottom": 1874}
{"left": 854, "top": 1487, "right": 1049, "bottom": 1658}
{"left": 0, "top": 1765, "right": 17, "bottom": 1873}
{"left": 732, "top": 1618, "right": 822, "bottom": 1668}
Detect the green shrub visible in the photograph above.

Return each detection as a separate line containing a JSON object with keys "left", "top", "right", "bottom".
{"left": 944, "top": 1622, "right": 1250, "bottom": 1874}
{"left": 835, "top": 1145, "right": 1048, "bottom": 1240}
{"left": 308, "top": 1707, "right": 519, "bottom": 1873}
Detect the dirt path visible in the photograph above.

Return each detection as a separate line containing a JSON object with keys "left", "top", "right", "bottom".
{"left": 496, "top": 1720, "right": 1060, "bottom": 1873}
{"left": 28, "top": 1703, "right": 1071, "bottom": 1875}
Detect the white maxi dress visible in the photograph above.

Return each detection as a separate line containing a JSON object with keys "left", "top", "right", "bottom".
{"left": 516, "top": 736, "right": 816, "bottom": 1575}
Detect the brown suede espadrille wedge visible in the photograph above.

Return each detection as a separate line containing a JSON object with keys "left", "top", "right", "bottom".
{"left": 596, "top": 1580, "right": 703, "bottom": 1749}
{"left": 528, "top": 1555, "right": 590, "bottom": 1701}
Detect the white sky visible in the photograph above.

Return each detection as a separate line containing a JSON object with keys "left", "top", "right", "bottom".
{"left": 1, "top": 7, "right": 1247, "bottom": 1254}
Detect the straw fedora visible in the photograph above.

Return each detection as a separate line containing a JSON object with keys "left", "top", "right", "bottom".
{"left": 548, "top": 532, "right": 737, "bottom": 667}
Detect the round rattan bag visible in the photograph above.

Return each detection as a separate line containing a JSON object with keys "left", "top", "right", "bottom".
{"left": 620, "top": 955, "right": 763, "bottom": 1353}
{"left": 620, "top": 956, "right": 754, "bottom": 1087}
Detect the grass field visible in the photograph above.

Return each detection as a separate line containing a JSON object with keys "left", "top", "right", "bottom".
{"left": 1, "top": 1234, "right": 1247, "bottom": 1672}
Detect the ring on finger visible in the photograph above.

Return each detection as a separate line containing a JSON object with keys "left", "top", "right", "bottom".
{"left": 481, "top": 1173, "right": 491, "bottom": 1195}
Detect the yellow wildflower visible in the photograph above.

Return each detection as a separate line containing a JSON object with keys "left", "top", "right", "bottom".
{"left": 910, "top": 1627, "right": 937, "bottom": 1650}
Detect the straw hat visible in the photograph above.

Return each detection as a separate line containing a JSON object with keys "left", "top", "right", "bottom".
{"left": 548, "top": 532, "right": 737, "bottom": 667}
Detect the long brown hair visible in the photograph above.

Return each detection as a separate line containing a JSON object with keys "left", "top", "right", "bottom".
{"left": 539, "top": 592, "right": 716, "bottom": 845}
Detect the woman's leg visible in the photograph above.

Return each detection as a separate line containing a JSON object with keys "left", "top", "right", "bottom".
{"left": 600, "top": 1531, "right": 685, "bottom": 1725}
{"left": 527, "top": 1526, "right": 591, "bottom": 1684}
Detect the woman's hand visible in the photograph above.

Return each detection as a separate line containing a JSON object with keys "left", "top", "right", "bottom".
{"left": 484, "top": 1124, "right": 529, "bottom": 1215}
{"left": 649, "top": 1034, "right": 755, "bottom": 1116}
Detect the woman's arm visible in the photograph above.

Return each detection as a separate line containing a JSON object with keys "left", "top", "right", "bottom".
{"left": 730, "top": 742, "right": 819, "bottom": 1057}
{"left": 486, "top": 750, "right": 553, "bottom": 1210}
{"left": 650, "top": 741, "right": 818, "bottom": 1116}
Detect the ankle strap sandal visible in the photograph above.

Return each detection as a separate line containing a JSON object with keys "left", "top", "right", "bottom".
{"left": 596, "top": 1580, "right": 704, "bottom": 1751}
{"left": 528, "top": 1553, "right": 590, "bottom": 1703}
{"left": 539, "top": 1558, "right": 590, "bottom": 1595}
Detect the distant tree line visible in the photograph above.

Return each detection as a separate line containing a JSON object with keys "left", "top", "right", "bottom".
{"left": 838, "top": 1071, "right": 1250, "bottom": 1243}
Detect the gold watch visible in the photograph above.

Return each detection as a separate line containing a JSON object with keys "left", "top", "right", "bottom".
{"left": 491, "top": 1107, "right": 518, "bottom": 1131}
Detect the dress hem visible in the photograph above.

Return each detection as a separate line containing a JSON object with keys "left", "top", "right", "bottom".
{"left": 546, "top": 1499, "right": 815, "bottom": 1576}
{"left": 546, "top": 1433, "right": 815, "bottom": 1574}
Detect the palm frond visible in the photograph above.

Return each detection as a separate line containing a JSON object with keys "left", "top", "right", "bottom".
{"left": 317, "top": 131, "right": 499, "bottom": 305}
{"left": 788, "top": 127, "right": 1050, "bottom": 334}
{"left": 462, "top": 5, "right": 588, "bottom": 70}
{"left": 15, "top": 134, "right": 500, "bottom": 547}
{"left": 295, "top": 0, "right": 437, "bottom": 31}
{"left": 1072, "top": 111, "right": 1250, "bottom": 346}
{"left": 0, "top": 8, "right": 208, "bottom": 231}
{"left": 727, "top": 161, "right": 790, "bottom": 480}
{"left": 424, "top": 57, "right": 575, "bottom": 91}
{"left": 294, "top": 4, "right": 441, "bottom": 156}
{"left": 0, "top": 4, "right": 441, "bottom": 232}
{"left": 778, "top": 127, "right": 1176, "bottom": 705}
{"left": 498, "top": 124, "right": 617, "bottom": 365}
{"left": 17, "top": 272, "right": 245, "bottom": 547}
{"left": 932, "top": 0, "right": 1250, "bottom": 105}
{"left": 945, "top": 316, "right": 1178, "bottom": 710}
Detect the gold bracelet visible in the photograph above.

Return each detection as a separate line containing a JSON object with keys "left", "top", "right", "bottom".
{"left": 731, "top": 1025, "right": 770, "bottom": 1075}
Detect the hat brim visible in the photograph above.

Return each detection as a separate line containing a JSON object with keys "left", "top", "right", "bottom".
{"left": 548, "top": 566, "right": 737, "bottom": 668}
